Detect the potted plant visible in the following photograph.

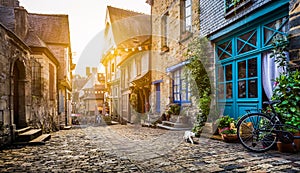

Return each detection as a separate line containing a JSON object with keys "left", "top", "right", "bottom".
{"left": 216, "top": 115, "right": 235, "bottom": 133}
{"left": 216, "top": 115, "right": 238, "bottom": 142}
{"left": 271, "top": 36, "right": 300, "bottom": 152}
{"left": 220, "top": 129, "right": 238, "bottom": 142}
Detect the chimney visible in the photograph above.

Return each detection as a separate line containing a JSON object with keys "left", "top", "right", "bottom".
{"left": 14, "top": 7, "right": 28, "bottom": 39}
{"left": 86, "top": 67, "right": 91, "bottom": 77}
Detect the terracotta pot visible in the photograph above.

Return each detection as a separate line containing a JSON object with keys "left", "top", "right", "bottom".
{"left": 221, "top": 133, "right": 238, "bottom": 143}
{"left": 277, "top": 132, "right": 300, "bottom": 153}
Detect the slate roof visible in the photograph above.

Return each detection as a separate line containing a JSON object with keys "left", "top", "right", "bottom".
{"left": 106, "top": 6, "right": 151, "bottom": 47}
{"left": 28, "top": 13, "right": 71, "bottom": 45}
{"left": 0, "top": 6, "right": 16, "bottom": 32}
{"left": 24, "top": 30, "right": 48, "bottom": 48}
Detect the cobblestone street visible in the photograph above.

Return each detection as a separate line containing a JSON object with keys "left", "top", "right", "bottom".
{"left": 1, "top": 124, "right": 300, "bottom": 172}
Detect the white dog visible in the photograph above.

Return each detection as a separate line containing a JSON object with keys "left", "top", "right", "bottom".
{"left": 183, "top": 131, "right": 195, "bottom": 144}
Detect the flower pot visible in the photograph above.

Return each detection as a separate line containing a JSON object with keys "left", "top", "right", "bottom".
{"left": 221, "top": 133, "right": 238, "bottom": 143}
{"left": 277, "top": 132, "right": 300, "bottom": 153}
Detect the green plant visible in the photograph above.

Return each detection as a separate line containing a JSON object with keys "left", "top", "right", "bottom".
{"left": 220, "top": 129, "right": 237, "bottom": 134}
{"left": 272, "top": 70, "right": 300, "bottom": 129}
{"left": 217, "top": 115, "right": 235, "bottom": 129}
{"left": 169, "top": 103, "right": 180, "bottom": 115}
{"left": 271, "top": 36, "right": 300, "bottom": 129}
{"left": 185, "top": 37, "right": 212, "bottom": 132}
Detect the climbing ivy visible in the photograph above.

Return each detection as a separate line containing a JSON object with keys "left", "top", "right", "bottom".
{"left": 184, "top": 37, "right": 212, "bottom": 133}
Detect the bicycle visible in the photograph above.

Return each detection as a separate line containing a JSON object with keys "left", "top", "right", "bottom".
{"left": 236, "top": 100, "right": 300, "bottom": 152}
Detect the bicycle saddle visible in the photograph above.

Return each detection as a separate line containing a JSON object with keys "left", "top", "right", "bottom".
{"left": 263, "top": 100, "right": 281, "bottom": 105}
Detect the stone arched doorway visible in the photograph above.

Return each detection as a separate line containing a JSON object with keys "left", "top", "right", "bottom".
{"left": 13, "top": 60, "right": 27, "bottom": 129}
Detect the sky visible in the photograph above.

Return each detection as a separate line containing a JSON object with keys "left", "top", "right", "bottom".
{"left": 19, "top": 0, "right": 151, "bottom": 75}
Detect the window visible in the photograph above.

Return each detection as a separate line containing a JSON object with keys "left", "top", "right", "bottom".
{"left": 237, "top": 29, "right": 257, "bottom": 55}
{"left": 136, "top": 58, "right": 141, "bottom": 76}
{"left": 216, "top": 39, "right": 232, "bottom": 60}
{"left": 263, "top": 17, "right": 289, "bottom": 46}
{"left": 31, "top": 60, "right": 41, "bottom": 96}
{"left": 181, "top": 0, "right": 192, "bottom": 33}
{"left": 161, "top": 12, "right": 169, "bottom": 49}
{"left": 173, "top": 69, "right": 190, "bottom": 104}
{"left": 218, "top": 64, "right": 233, "bottom": 100}
{"left": 49, "top": 63, "right": 55, "bottom": 100}
{"left": 237, "top": 58, "right": 258, "bottom": 98}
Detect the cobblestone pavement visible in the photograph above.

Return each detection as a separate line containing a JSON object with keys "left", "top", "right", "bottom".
{"left": 0, "top": 124, "right": 299, "bottom": 172}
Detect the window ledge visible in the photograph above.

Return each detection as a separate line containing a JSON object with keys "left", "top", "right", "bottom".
{"left": 225, "top": 0, "right": 252, "bottom": 18}
{"left": 179, "top": 31, "right": 193, "bottom": 43}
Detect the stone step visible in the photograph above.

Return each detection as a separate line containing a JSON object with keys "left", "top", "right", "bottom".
{"left": 157, "top": 124, "right": 192, "bottom": 131}
{"left": 17, "top": 129, "right": 42, "bottom": 142}
{"left": 29, "top": 134, "right": 51, "bottom": 145}
{"left": 162, "top": 121, "right": 190, "bottom": 128}
{"left": 15, "top": 126, "right": 31, "bottom": 135}
{"left": 62, "top": 126, "right": 72, "bottom": 130}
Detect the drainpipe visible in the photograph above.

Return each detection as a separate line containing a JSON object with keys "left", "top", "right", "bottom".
{"left": 65, "top": 86, "right": 68, "bottom": 126}
{"left": 56, "top": 70, "right": 59, "bottom": 129}
{"left": 9, "top": 62, "right": 14, "bottom": 144}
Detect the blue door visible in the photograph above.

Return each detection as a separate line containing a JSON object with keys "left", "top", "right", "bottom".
{"left": 155, "top": 84, "right": 161, "bottom": 113}
{"left": 216, "top": 14, "right": 288, "bottom": 119}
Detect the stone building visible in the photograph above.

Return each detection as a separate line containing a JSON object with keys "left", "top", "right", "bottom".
{"left": 147, "top": 0, "right": 200, "bottom": 115}
{"left": 101, "top": 6, "right": 151, "bottom": 123}
{"left": 199, "top": 0, "right": 300, "bottom": 119}
{"left": 77, "top": 68, "right": 105, "bottom": 118}
{"left": 28, "top": 13, "right": 75, "bottom": 127}
{"left": 0, "top": 0, "right": 73, "bottom": 146}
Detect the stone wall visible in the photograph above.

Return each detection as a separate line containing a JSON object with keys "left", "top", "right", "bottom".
{"left": 150, "top": 0, "right": 200, "bottom": 113}
{"left": 0, "top": 23, "right": 31, "bottom": 145}
{"left": 289, "top": 0, "right": 300, "bottom": 68}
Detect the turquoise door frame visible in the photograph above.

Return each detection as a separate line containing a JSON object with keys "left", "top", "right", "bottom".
{"left": 215, "top": 8, "right": 289, "bottom": 119}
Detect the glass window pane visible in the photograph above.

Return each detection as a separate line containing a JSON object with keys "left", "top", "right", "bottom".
{"left": 182, "top": 90, "right": 187, "bottom": 101}
{"left": 238, "top": 41, "right": 256, "bottom": 54}
{"left": 238, "top": 80, "right": 246, "bottom": 98}
{"left": 263, "top": 17, "right": 288, "bottom": 46}
{"left": 248, "top": 79, "right": 258, "bottom": 98}
{"left": 185, "top": 16, "right": 191, "bottom": 31}
{"left": 248, "top": 58, "right": 257, "bottom": 77}
{"left": 185, "top": 0, "right": 191, "bottom": 7}
{"left": 225, "top": 64, "right": 232, "bottom": 81}
{"left": 226, "top": 82, "right": 232, "bottom": 99}
{"left": 174, "top": 94, "right": 180, "bottom": 101}
{"left": 217, "top": 41, "right": 232, "bottom": 60}
{"left": 185, "top": 6, "right": 191, "bottom": 17}
{"left": 238, "top": 61, "right": 246, "bottom": 79}
{"left": 182, "top": 79, "right": 186, "bottom": 90}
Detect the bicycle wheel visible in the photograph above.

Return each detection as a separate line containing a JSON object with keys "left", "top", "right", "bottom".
{"left": 237, "top": 113, "right": 277, "bottom": 152}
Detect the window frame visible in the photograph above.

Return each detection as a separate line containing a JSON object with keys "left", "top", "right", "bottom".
{"left": 31, "top": 59, "right": 42, "bottom": 97}
{"left": 161, "top": 12, "right": 169, "bottom": 51}
{"left": 49, "top": 63, "right": 55, "bottom": 100}
{"left": 172, "top": 68, "right": 191, "bottom": 104}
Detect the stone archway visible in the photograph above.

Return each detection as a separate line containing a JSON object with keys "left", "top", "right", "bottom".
{"left": 13, "top": 60, "right": 27, "bottom": 129}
